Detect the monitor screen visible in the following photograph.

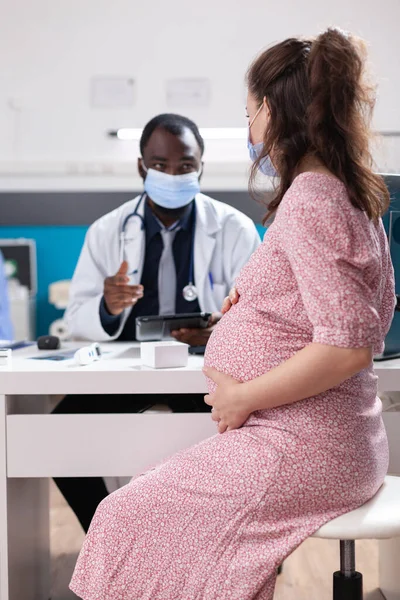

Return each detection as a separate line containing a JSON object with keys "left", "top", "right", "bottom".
{"left": 380, "top": 174, "right": 400, "bottom": 358}
{"left": 0, "top": 239, "right": 36, "bottom": 296}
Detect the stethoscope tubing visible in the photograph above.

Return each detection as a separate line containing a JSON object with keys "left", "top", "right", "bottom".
{"left": 119, "top": 193, "right": 198, "bottom": 299}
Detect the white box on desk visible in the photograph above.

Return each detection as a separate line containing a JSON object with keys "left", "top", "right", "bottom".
{"left": 140, "top": 341, "right": 189, "bottom": 369}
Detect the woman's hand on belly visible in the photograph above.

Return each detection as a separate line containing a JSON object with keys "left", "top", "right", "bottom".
{"left": 203, "top": 367, "right": 250, "bottom": 434}
{"left": 221, "top": 287, "right": 240, "bottom": 314}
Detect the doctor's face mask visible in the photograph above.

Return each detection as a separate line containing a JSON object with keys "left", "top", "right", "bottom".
{"left": 142, "top": 165, "right": 201, "bottom": 210}
{"left": 139, "top": 122, "right": 204, "bottom": 212}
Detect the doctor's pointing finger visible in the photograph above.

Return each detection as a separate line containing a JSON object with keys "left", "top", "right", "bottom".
{"left": 103, "top": 261, "right": 144, "bottom": 316}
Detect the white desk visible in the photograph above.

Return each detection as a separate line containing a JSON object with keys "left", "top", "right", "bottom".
{"left": 0, "top": 342, "right": 215, "bottom": 600}
{"left": 0, "top": 343, "right": 399, "bottom": 600}
{"left": 374, "top": 357, "right": 400, "bottom": 394}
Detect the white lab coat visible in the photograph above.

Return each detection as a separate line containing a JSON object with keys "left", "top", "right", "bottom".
{"left": 65, "top": 193, "right": 260, "bottom": 341}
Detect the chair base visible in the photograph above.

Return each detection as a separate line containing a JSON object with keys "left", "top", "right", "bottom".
{"left": 333, "top": 571, "right": 363, "bottom": 600}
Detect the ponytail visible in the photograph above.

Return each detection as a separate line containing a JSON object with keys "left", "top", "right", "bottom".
{"left": 307, "top": 28, "right": 388, "bottom": 220}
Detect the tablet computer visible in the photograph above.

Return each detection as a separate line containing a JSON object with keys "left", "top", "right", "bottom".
{"left": 136, "top": 313, "right": 211, "bottom": 342}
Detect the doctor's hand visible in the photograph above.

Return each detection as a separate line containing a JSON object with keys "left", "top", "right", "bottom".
{"left": 203, "top": 367, "right": 251, "bottom": 433}
{"left": 103, "top": 261, "right": 144, "bottom": 316}
{"left": 171, "top": 312, "right": 221, "bottom": 347}
{"left": 221, "top": 287, "right": 240, "bottom": 314}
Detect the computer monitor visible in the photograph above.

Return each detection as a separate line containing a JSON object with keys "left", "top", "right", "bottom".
{"left": 375, "top": 174, "right": 400, "bottom": 360}
{"left": 0, "top": 239, "right": 37, "bottom": 340}
{"left": 0, "top": 238, "right": 37, "bottom": 296}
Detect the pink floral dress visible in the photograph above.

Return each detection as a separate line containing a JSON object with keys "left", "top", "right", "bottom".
{"left": 70, "top": 173, "right": 395, "bottom": 600}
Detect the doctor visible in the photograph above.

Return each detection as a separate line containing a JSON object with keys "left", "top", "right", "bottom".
{"left": 66, "top": 113, "right": 260, "bottom": 346}
{"left": 55, "top": 113, "right": 260, "bottom": 533}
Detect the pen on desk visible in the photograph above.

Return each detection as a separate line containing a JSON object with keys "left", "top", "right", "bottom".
{"left": 209, "top": 272, "right": 214, "bottom": 290}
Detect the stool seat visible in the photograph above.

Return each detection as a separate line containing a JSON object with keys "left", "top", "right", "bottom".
{"left": 312, "top": 475, "right": 400, "bottom": 540}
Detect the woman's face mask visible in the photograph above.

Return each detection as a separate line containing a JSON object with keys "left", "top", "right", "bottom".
{"left": 247, "top": 103, "right": 278, "bottom": 178}
{"left": 142, "top": 165, "right": 201, "bottom": 209}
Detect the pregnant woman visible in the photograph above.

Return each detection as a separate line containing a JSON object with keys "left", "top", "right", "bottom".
{"left": 70, "top": 28, "right": 395, "bottom": 600}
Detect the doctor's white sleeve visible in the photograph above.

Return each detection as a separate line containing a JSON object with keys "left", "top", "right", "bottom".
{"left": 64, "top": 227, "right": 120, "bottom": 341}
{"left": 228, "top": 217, "right": 261, "bottom": 285}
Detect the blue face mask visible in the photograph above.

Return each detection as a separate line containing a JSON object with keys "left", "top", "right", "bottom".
{"left": 247, "top": 137, "right": 278, "bottom": 177}
{"left": 248, "top": 104, "right": 278, "bottom": 178}
{"left": 143, "top": 166, "right": 201, "bottom": 209}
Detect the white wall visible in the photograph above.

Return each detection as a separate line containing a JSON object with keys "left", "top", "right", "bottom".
{"left": 1, "top": 0, "right": 400, "bottom": 190}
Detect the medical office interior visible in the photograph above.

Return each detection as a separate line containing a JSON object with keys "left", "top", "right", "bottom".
{"left": 1, "top": 0, "right": 400, "bottom": 599}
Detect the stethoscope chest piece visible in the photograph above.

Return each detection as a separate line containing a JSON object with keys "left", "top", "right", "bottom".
{"left": 182, "top": 283, "right": 198, "bottom": 302}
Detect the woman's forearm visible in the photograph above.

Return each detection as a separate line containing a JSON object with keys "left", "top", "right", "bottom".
{"left": 243, "top": 343, "right": 373, "bottom": 412}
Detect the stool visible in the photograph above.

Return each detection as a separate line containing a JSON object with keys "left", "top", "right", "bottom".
{"left": 311, "top": 475, "right": 400, "bottom": 599}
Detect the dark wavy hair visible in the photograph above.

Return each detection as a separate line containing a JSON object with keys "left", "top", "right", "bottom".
{"left": 247, "top": 28, "right": 389, "bottom": 223}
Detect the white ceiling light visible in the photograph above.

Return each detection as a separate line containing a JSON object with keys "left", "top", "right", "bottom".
{"left": 116, "top": 128, "right": 142, "bottom": 140}
{"left": 112, "top": 128, "right": 247, "bottom": 141}
{"left": 112, "top": 128, "right": 400, "bottom": 141}
{"left": 200, "top": 128, "right": 247, "bottom": 140}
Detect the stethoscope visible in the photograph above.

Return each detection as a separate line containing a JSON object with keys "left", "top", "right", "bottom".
{"left": 119, "top": 193, "right": 202, "bottom": 302}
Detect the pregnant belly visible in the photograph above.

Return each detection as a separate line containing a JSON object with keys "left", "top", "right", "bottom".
{"left": 204, "top": 304, "right": 309, "bottom": 393}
